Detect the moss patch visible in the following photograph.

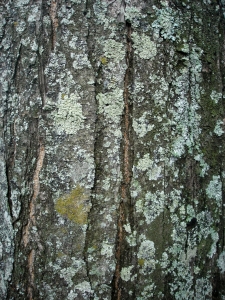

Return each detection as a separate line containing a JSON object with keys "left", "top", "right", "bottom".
{"left": 55, "top": 186, "right": 90, "bottom": 225}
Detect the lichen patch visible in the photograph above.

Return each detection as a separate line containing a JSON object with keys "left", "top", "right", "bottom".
{"left": 53, "top": 93, "right": 84, "bottom": 135}
{"left": 55, "top": 186, "right": 90, "bottom": 225}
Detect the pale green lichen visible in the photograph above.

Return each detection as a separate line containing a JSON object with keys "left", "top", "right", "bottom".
{"left": 210, "top": 90, "right": 222, "bottom": 104}
{"left": 53, "top": 93, "right": 84, "bottom": 135}
{"left": 43, "top": 15, "right": 51, "bottom": 25}
{"left": 93, "top": 1, "right": 108, "bottom": 26}
{"left": 57, "top": 2, "right": 76, "bottom": 25}
{"left": 152, "top": 5, "right": 179, "bottom": 41}
{"left": 195, "top": 277, "right": 212, "bottom": 300}
{"left": 133, "top": 112, "right": 155, "bottom": 137}
{"left": 120, "top": 266, "right": 133, "bottom": 282}
{"left": 71, "top": 0, "right": 82, "bottom": 4}
{"left": 15, "top": 21, "right": 26, "bottom": 33}
{"left": 102, "top": 177, "right": 111, "bottom": 191}
{"left": 133, "top": 80, "right": 145, "bottom": 102}
{"left": 217, "top": 251, "right": 225, "bottom": 273}
{"left": 97, "top": 88, "right": 124, "bottom": 123}
{"left": 138, "top": 239, "right": 156, "bottom": 274}
{"left": 30, "top": 40, "right": 38, "bottom": 51}
{"left": 160, "top": 252, "right": 169, "bottom": 269}
{"left": 203, "top": 0, "right": 212, "bottom": 4}
{"left": 21, "top": 37, "right": 31, "bottom": 47}
{"left": 132, "top": 32, "right": 157, "bottom": 60}
{"left": 136, "top": 284, "right": 155, "bottom": 299}
{"left": 214, "top": 120, "right": 224, "bottom": 136}
{"left": 124, "top": 223, "right": 131, "bottom": 233}
{"left": 126, "top": 230, "right": 137, "bottom": 247}
{"left": 180, "top": 247, "right": 197, "bottom": 266}
{"left": 194, "top": 153, "right": 209, "bottom": 177}
{"left": 74, "top": 281, "right": 92, "bottom": 295}
{"left": 170, "top": 46, "right": 202, "bottom": 158}
{"left": 68, "top": 36, "right": 91, "bottom": 69}
{"left": 164, "top": 206, "right": 220, "bottom": 299}
{"left": 71, "top": 53, "right": 91, "bottom": 69}
{"left": 168, "top": 259, "right": 196, "bottom": 299}
{"left": 208, "top": 228, "right": 219, "bottom": 258}
{"left": 102, "top": 39, "right": 125, "bottom": 61}
{"left": 14, "top": 0, "right": 30, "bottom": 8}
{"left": 28, "top": 6, "right": 39, "bottom": 22}
{"left": 124, "top": 6, "right": 144, "bottom": 27}
{"left": 150, "top": 75, "right": 169, "bottom": 106}
{"left": 177, "top": 42, "right": 189, "bottom": 54}
{"left": 100, "top": 243, "right": 114, "bottom": 258}
{"left": 206, "top": 175, "right": 222, "bottom": 206}
{"left": 136, "top": 191, "right": 165, "bottom": 225}
{"left": 135, "top": 153, "right": 162, "bottom": 181}
{"left": 49, "top": 258, "right": 93, "bottom": 298}
{"left": 59, "top": 266, "right": 78, "bottom": 288}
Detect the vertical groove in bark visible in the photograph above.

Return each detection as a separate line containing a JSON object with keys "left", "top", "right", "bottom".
{"left": 112, "top": 21, "right": 134, "bottom": 299}
{"left": 23, "top": 139, "right": 45, "bottom": 300}
{"left": 38, "top": 55, "right": 47, "bottom": 108}
{"left": 5, "top": 143, "right": 14, "bottom": 222}
{"left": 12, "top": 44, "right": 22, "bottom": 90}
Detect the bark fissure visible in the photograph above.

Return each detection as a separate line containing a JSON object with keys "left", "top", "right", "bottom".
{"left": 4, "top": 115, "right": 17, "bottom": 223}
{"left": 22, "top": 139, "right": 45, "bottom": 300}
{"left": 38, "top": 54, "right": 47, "bottom": 108}
{"left": 12, "top": 44, "right": 22, "bottom": 88}
{"left": 112, "top": 21, "right": 134, "bottom": 299}
{"left": 83, "top": 3, "right": 100, "bottom": 294}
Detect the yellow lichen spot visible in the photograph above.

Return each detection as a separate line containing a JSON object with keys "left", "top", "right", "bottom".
{"left": 55, "top": 186, "right": 90, "bottom": 225}
{"left": 61, "top": 93, "right": 66, "bottom": 100}
{"left": 100, "top": 56, "right": 108, "bottom": 65}
{"left": 138, "top": 258, "right": 145, "bottom": 267}
{"left": 56, "top": 252, "right": 65, "bottom": 258}
{"left": 14, "top": 22, "right": 18, "bottom": 27}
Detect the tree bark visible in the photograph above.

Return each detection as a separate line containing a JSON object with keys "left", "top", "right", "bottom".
{"left": 0, "top": 0, "right": 225, "bottom": 299}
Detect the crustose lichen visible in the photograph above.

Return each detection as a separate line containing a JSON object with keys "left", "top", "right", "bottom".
{"left": 55, "top": 186, "right": 90, "bottom": 225}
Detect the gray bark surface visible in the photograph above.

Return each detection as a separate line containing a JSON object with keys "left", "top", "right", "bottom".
{"left": 0, "top": 0, "right": 225, "bottom": 299}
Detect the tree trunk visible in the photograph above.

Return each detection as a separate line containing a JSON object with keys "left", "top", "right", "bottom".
{"left": 0, "top": 0, "right": 225, "bottom": 299}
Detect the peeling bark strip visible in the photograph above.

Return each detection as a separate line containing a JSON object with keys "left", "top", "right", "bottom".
{"left": 23, "top": 142, "right": 45, "bottom": 247}
{"left": 112, "top": 21, "right": 134, "bottom": 299}
{"left": 23, "top": 142, "right": 45, "bottom": 300}
{"left": 27, "top": 249, "right": 35, "bottom": 300}
{"left": 50, "top": 0, "right": 58, "bottom": 49}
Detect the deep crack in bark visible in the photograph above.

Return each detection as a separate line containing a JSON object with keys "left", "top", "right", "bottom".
{"left": 112, "top": 20, "right": 134, "bottom": 299}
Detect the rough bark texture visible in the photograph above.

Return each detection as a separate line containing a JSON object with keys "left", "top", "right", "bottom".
{"left": 0, "top": 0, "right": 225, "bottom": 299}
